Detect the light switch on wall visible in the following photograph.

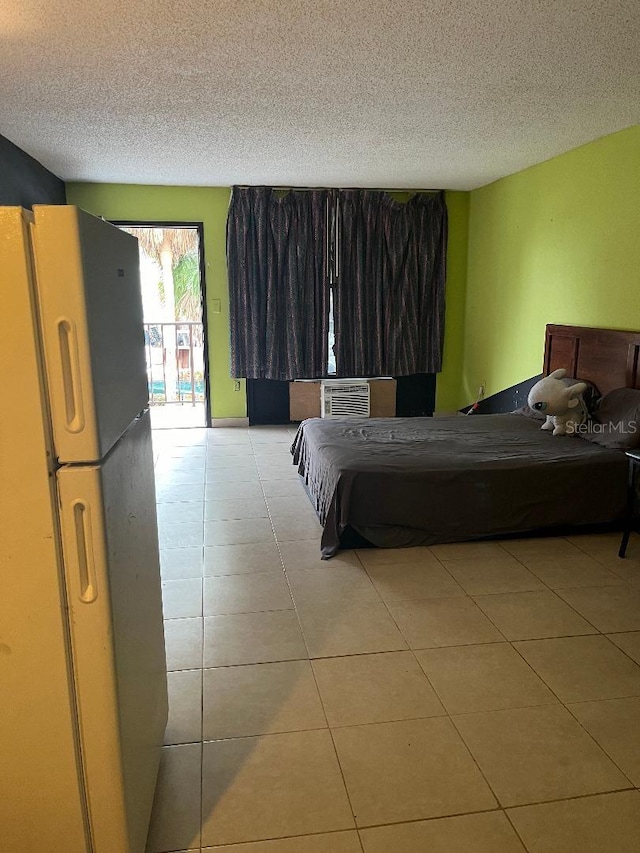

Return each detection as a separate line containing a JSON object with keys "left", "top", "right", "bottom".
{"left": 212, "top": 299, "right": 221, "bottom": 313}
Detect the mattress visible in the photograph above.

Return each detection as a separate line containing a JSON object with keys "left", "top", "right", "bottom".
{"left": 290, "top": 414, "right": 628, "bottom": 558}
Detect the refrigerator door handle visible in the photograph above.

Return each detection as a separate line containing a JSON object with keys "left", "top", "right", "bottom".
{"left": 72, "top": 499, "right": 99, "bottom": 603}
{"left": 57, "top": 317, "right": 85, "bottom": 434}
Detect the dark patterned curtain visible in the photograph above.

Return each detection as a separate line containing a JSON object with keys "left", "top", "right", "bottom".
{"left": 334, "top": 190, "right": 448, "bottom": 376}
{"left": 227, "top": 186, "right": 330, "bottom": 380}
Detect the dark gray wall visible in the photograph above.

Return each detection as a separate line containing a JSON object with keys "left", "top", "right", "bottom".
{"left": 0, "top": 134, "right": 66, "bottom": 207}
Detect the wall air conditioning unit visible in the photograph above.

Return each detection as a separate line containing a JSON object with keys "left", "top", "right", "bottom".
{"left": 321, "top": 379, "right": 370, "bottom": 418}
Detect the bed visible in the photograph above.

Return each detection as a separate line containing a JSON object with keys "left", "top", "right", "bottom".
{"left": 291, "top": 324, "right": 640, "bottom": 557}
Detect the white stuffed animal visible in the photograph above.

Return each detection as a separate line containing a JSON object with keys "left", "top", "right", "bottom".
{"left": 527, "top": 369, "right": 588, "bottom": 436}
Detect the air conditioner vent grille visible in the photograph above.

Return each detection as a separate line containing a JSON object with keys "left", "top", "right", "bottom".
{"left": 321, "top": 382, "right": 370, "bottom": 418}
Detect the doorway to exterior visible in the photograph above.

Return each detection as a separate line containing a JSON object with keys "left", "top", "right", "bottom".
{"left": 115, "top": 222, "right": 211, "bottom": 429}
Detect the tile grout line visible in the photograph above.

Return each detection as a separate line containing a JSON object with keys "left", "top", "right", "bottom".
{"left": 503, "top": 803, "right": 537, "bottom": 853}
{"left": 198, "top": 434, "right": 210, "bottom": 850}
{"left": 561, "top": 701, "right": 637, "bottom": 788}
{"left": 505, "top": 545, "right": 637, "bottom": 635}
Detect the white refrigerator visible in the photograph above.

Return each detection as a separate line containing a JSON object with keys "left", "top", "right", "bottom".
{"left": 0, "top": 206, "right": 168, "bottom": 852}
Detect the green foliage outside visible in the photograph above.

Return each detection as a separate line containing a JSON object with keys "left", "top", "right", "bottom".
{"left": 172, "top": 250, "right": 201, "bottom": 321}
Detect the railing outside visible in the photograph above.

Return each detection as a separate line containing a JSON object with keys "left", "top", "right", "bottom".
{"left": 144, "top": 322, "right": 205, "bottom": 405}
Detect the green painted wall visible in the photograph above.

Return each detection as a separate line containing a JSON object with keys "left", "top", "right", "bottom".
{"left": 461, "top": 125, "right": 640, "bottom": 408}
{"left": 66, "top": 183, "right": 242, "bottom": 418}
{"left": 67, "top": 182, "right": 469, "bottom": 417}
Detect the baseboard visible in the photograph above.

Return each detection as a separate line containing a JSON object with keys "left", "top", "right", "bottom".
{"left": 211, "top": 417, "right": 250, "bottom": 428}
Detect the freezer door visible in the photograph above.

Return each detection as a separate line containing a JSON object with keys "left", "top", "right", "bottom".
{"left": 31, "top": 205, "right": 148, "bottom": 463}
{"left": 57, "top": 410, "right": 167, "bottom": 853}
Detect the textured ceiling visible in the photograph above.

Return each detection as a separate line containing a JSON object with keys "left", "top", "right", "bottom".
{"left": 1, "top": 0, "right": 639, "bottom": 190}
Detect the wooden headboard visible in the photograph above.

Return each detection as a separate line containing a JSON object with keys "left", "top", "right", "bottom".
{"left": 544, "top": 324, "right": 640, "bottom": 396}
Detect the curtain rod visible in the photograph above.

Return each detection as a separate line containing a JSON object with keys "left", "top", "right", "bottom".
{"left": 233, "top": 185, "right": 441, "bottom": 193}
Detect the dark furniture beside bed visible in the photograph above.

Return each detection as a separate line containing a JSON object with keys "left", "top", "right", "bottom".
{"left": 292, "top": 324, "right": 640, "bottom": 557}
{"left": 619, "top": 450, "right": 640, "bottom": 558}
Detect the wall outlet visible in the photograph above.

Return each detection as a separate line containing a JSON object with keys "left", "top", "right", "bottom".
{"left": 478, "top": 383, "right": 486, "bottom": 399}
{"left": 233, "top": 380, "right": 241, "bottom": 391}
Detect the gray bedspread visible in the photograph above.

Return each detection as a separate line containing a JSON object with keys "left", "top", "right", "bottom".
{"left": 290, "top": 414, "right": 628, "bottom": 558}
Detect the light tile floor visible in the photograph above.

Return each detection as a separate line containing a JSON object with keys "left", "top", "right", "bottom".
{"left": 147, "top": 425, "right": 640, "bottom": 853}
